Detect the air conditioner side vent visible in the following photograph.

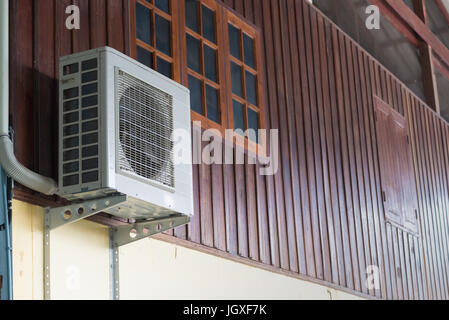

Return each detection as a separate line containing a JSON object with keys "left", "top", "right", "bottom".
{"left": 61, "top": 57, "right": 100, "bottom": 188}
{"left": 115, "top": 69, "right": 175, "bottom": 188}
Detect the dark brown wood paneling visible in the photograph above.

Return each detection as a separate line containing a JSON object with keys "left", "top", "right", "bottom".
{"left": 10, "top": 0, "right": 449, "bottom": 299}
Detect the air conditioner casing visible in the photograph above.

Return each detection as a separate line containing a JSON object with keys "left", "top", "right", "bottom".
{"left": 58, "top": 47, "right": 193, "bottom": 221}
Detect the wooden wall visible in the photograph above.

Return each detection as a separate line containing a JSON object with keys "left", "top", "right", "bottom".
{"left": 9, "top": 0, "right": 449, "bottom": 299}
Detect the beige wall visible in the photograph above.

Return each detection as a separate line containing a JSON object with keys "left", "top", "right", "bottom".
{"left": 12, "top": 200, "right": 109, "bottom": 300}
{"left": 12, "top": 200, "right": 364, "bottom": 300}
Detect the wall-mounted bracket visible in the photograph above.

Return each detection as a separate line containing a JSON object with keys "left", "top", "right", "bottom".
{"left": 43, "top": 195, "right": 190, "bottom": 300}
{"left": 43, "top": 194, "right": 127, "bottom": 300}
{"left": 111, "top": 215, "right": 190, "bottom": 248}
{"left": 109, "top": 228, "right": 120, "bottom": 300}
{"left": 45, "top": 194, "right": 127, "bottom": 231}
{"left": 107, "top": 215, "right": 190, "bottom": 300}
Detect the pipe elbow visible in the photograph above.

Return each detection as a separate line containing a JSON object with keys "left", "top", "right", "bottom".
{"left": 0, "top": 136, "right": 58, "bottom": 195}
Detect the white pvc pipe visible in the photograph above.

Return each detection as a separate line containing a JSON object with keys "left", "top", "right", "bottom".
{"left": 0, "top": 0, "right": 58, "bottom": 195}
{"left": 0, "top": 0, "right": 9, "bottom": 136}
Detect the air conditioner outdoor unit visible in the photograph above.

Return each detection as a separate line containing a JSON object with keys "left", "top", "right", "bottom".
{"left": 58, "top": 47, "right": 193, "bottom": 223}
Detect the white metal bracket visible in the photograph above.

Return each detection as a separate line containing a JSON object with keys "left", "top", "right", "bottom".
{"left": 45, "top": 194, "right": 128, "bottom": 231}
{"left": 111, "top": 215, "right": 190, "bottom": 247}
{"left": 109, "top": 228, "right": 120, "bottom": 300}
{"left": 107, "top": 215, "right": 190, "bottom": 299}
{"left": 43, "top": 194, "right": 190, "bottom": 300}
{"left": 43, "top": 194, "right": 127, "bottom": 300}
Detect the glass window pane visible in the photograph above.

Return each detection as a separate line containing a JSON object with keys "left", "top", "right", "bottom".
{"left": 228, "top": 24, "right": 241, "bottom": 59}
{"left": 206, "top": 85, "right": 220, "bottom": 124}
{"left": 247, "top": 109, "right": 259, "bottom": 143}
{"left": 426, "top": 0, "right": 449, "bottom": 50}
{"left": 243, "top": 33, "right": 255, "bottom": 69}
{"left": 137, "top": 46, "right": 153, "bottom": 69}
{"left": 187, "top": 34, "right": 201, "bottom": 73}
{"left": 189, "top": 75, "right": 203, "bottom": 115}
{"left": 204, "top": 45, "right": 217, "bottom": 83}
{"left": 233, "top": 100, "right": 245, "bottom": 133}
{"left": 155, "top": 0, "right": 170, "bottom": 13}
{"left": 436, "top": 70, "right": 449, "bottom": 122}
{"left": 155, "top": 15, "right": 171, "bottom": 56}
{"left": 231, "top": 62, "right": 243, "bottom": 98}
{"left": 245, "top": 71, "right": 258, "bottom": 106}
{"left": 157, "top": 57, "right": 172, "bottom": 78}
{"left": 202, "top": 5, "right": 216, "bottom": 43}
{"left": 136, "top": 3, "right": 152, "bottom": 46}
{"left": 313, "top": 0, "right": 425, "bottom": 101}
{"left": 185, "top": 0, "right": 199, "bottom": 33}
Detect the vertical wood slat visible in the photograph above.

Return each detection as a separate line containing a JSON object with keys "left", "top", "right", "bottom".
{"left": 14, "top": 0, "right": 34, "bottom": 171}
{"left": 282, "top": 0, "right": 309, "bottom": 275}
{"left": 285, "top": 0, "right": 307, "bottom": 275}
{"left": 365, "top": 55, "right": 391, "bottom": 299}
{"left": 261, "top": 0, "right": 289, "bottom": 271}
{"left": 258, "top": 0, "right": 281, "bottom": 269}
{"left": 199, "top": 139, "right": 214, "bottom": 247}
{"left": 235, "top": 152, "right": 249, "bottom": 257}
{"left": 350, "top": 41, "right": 371, "bottom": 295}
{"left": 72, "top": 0, "right": 90, "bottom": 53}
{"left": 34, "top": 0, "right": 56, "bottom": 179}
{"left": 413, "top": 99, "right": 437, "bottom": 299}
{"left": 409, "top": 97, "right": 429, "bottom": 299}
{"left": 107, "top": 0, "right": 125, "bottom": 52}
{"left": 272, "top": 0, "right": 299, "bottom": 274}
{"left": 302, "top": 0, "right": 325, "bottom": 280}
{"left": 89, "top": 0, "right": 107, "bottom": 48}
{"left": 331, "top": 26, "right": 354, "bottom": 289}
{"left": 189, "top": 130, "right": 201, "bottom": 243}
{"left": 423, "top": 108, "right": 444, "bottom": 299}
{"left": 245, "top": 159, "right": 259, "bottom": 261}
{"left": 356, "top": 47, "right": 379, "bottom": 298}
{"left": 338, "top": 29, "right": 361, "bottom": 291}
{"left": 210, "top": 162, "right": 226, "bottom": 250}
{"left": 309, "top": 8, "right": 332, "bottom": 283}
{"left": 430, "top": 115, "right": 449, "bottom": 299}
{"left": 294, "top": 0, "right": 317, "bottom": 279}
{"left": 324, "top": 20, "right": 347, "bottom": 288}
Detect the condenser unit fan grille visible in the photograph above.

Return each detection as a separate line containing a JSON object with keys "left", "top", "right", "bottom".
{"left": 116, "top": 69, "right": 174, "bottom": 188}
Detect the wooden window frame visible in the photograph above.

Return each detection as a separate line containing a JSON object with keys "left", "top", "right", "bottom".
{"left": 130, "top": 0, "right": 267, "bottom": 156}
{"left": 180, "top": 0, "right": 228, "bottom": 134}
{"left": 374, "top": 96, "right": 419, "bottom": 235}
{"left": 223, "top": 9, "right": 266, "bottom": 155}
{"left": 130, "top": 0, "right": 181, "bottom": 82}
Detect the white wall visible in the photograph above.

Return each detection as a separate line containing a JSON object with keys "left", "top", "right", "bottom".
{"left": 119, "top": 238, "right": 363, "bottom": 300}
{"left": 12, "top": 200, "right": 364, "bottom": 300}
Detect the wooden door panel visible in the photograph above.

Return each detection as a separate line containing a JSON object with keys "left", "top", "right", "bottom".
{"left": 375, "top": 97, "right": 402, "bottom": 225}
{"left": 374, "top": 96, "right": 418, "bottom": 233}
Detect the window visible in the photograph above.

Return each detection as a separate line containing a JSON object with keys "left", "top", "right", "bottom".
{"left": 181, "top": 0, "right": 227, "bottom": 132}
{"left": 224, "top": 10, "right": 264, "bottom": 147}
{"left": 131, "top": 0, "right": 265, "bottom": 152}
{"left": 436, "top": 69, "right": 449, "bottom": 123}
{"left": 374, "top": 96, "right": 418, "bottom": 234}
{"left": 131, "top": 0, "right": 180, "bottom": 81}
